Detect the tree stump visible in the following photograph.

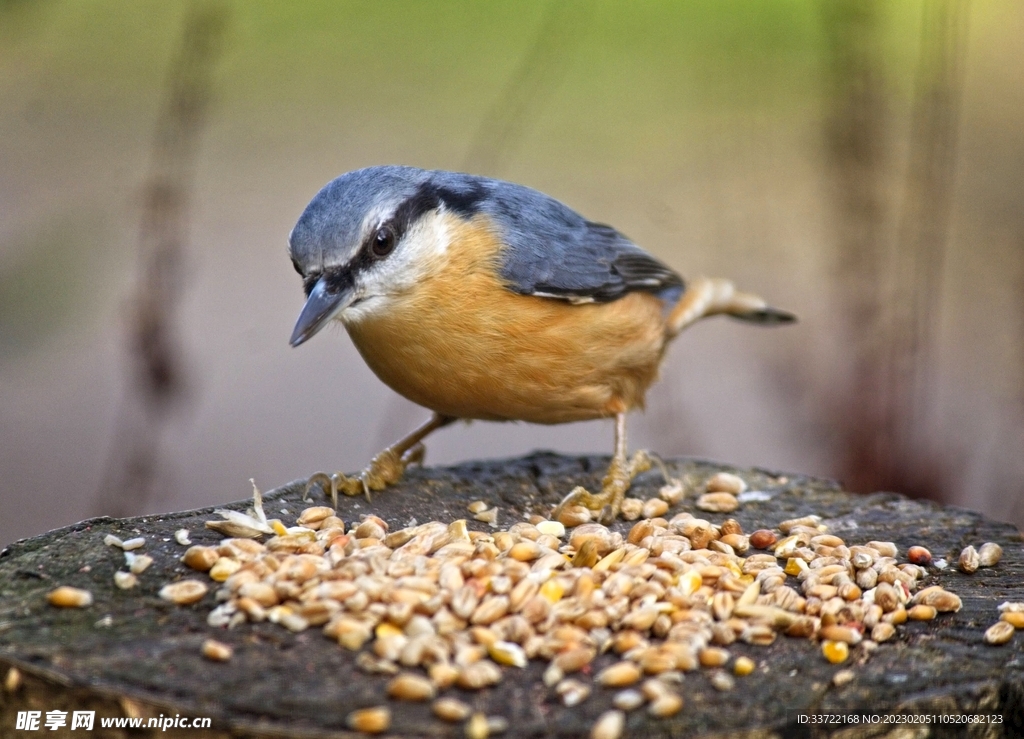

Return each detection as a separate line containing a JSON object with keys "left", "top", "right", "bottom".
{"left": 1, "top": 453, "right": 1022, "bottom": 738}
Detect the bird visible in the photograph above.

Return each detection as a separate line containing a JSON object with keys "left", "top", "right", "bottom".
{"left": 288, "top": 165, "right": 794, "bottom": 521}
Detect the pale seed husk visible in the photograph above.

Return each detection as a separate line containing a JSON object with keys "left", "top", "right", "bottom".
{"left": 979, "top": 542, "right": 1002, "bottom": 567}
{"left": 433, "top": 697, "right": 471, "bottom": 722}
{"left": 985, "top": 620, "right": 1015, "bottom": 645}
{"left": 959, "top": 546, "right": 980, "bottom": 573}
{"left": 159, "top": 580, "right": 208, "bottom": 605}
{"left": 696, "top": 492, "right": 739, "bottom": 513}
{"left": 590, "top": 710, "right": 625, "bottom": 739}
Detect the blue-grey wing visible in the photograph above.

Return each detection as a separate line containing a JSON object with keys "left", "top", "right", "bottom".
{"left": 476, "top": 178, "right": 684, "bottom": 304}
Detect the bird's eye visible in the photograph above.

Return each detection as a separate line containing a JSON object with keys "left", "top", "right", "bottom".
{"left": 371, "top": 226, "right": 396, "bottom": 257}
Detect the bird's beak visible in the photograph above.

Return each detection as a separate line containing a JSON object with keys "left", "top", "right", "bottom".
{"left": 289, "top": 275, "right": 357, "bottom": 347}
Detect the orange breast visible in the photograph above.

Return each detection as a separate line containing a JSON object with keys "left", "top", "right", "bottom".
{"left": 343, "top": 216, "right": 671, "bottom": 424}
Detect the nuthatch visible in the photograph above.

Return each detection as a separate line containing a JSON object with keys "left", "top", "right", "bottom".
{"left": 289, "top": 166, "right": 794, "bottom": 520}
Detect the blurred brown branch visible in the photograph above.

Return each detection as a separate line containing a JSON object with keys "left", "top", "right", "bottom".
{"left": 880, "top": 0, "right": 970, "bottom": 499}
{"left": 821, "top": 0, "right": 891, "bottom": 495}
{"left": 822, "top": 0, "right": 970, "bottom": 500}
{"left": 94, "top": 4, "right": 229, "bottom": 518}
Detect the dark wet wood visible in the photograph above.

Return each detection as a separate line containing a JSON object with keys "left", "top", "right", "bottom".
{"left": 1, "top": 453, "right": 1023, "bottom": 738}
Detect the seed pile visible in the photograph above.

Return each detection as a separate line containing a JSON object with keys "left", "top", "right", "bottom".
{"left": 151, "top": 476, "right": 988, "bottom": 737}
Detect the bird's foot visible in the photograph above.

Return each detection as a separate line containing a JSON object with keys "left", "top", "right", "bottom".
{"left": 552, "top": 450, "right": 652, "bottom": 524}
{"left": 305, "top": 443, "right": 426, "bottom": 508}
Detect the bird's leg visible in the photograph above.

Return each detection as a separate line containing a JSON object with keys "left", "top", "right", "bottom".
{"left": 306, "top": 413, "right": 455, "bottom": 507}
{"left": 553, "top": 413, "right": 651, "bottom": 524}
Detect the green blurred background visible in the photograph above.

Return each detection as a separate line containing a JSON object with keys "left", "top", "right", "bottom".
{"left": 1, "top": 0, "right": 1021, "bottom": 546}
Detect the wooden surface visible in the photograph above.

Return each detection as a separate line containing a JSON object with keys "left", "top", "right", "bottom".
{"left": 1, "top": 452, "right": 1023, "bottom": 738}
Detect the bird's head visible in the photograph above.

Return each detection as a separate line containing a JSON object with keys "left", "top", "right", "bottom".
{"left": 288, "top": 165, "right": 485, "bottom": 347}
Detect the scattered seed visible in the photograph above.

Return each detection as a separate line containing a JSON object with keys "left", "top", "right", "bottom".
{"left": 749, "top": 530, "right": 777, "bottom": 549}
{"left": 557, "top": 504, "right": 592, "bottom": 527}
{"left": 474, "top": 508, "right": 499, "bottom": 526}
{"left": 536, "top": 520, "right": 565, "bottom": 538}
{"left": 821, "top": 640, "right": 849, "bottom": 664}
{"left": 907, "top": 605, "right": 937, "bottom": 621}
{"left": 468, "top": 501, "right": 490, "bottom": 514}
{"left": 996, "top": 614, "right": 1024, "bottom": 635}
{"left": 907, "top": 546, "right": 932, "bottom": 566}
{"left": 648, "top": 692, "right": 684, "bottom": 717}
{"left": 159, "top": 580, "right": 208, "bottom": 605}
{"left": 597, "top": 661, "right": 642, "bottom": 687}
{"left": 113, "top": 572, "right": 138, "bottom": 590}
{"left": 710, "top": 670, "right": 735, "bottom": 691}
{"left": 871, "top": 623, "right": 896, "bottom": 642}
{"left": 556, "top": 678, "right": 591, "bottom": 706}
{"left": 48, "top": 586, "right": 93, "bottom": 608}
{"left": 643, "top": 498, "right": 669, "bottom": 519}
{"left": 174, "top": 529, "right": 191, "bottom": 546}
{"left": 866, "top": 541, "right": 897, "bottom": 558}
{"left": 346, "top": 706, "right": 390, "bottom": 734}
{"left": 985, "top": 621, "right": 1015, "bottom": 645}
{"left": 489, "top": 640, "right": 527, "bottom": 668}
{"left": 433, "top": 697, "right": 472, "bottom": 722}
{"left": 706, "top": 472, "right": 746, "bottom": 494}
{"left": 182, "top": 546, "right": 220, "bottom": 572}
{"left": 696, "top": 492, "right": 739, "bottom": 513}
{"left": 4, "top": 667, "right": 22, "bottom": 693}
{"left": 979, "top": 542, "right": 1002, "bottom": 567}
{"left": 959, "top": 546, "right": 980, "bottom": 573}
{"left": 613, "top": 689, "right": 645, "bottom": 711}
{"left": 127, "top": 553, "right": 153, "bottom": 575}
{"left": 591, "top": 710, "right": 625, "bottom": 739}
{"left": 387, "top": 672, "right": 436, "bottom": 701}
{"left": 733, "top": 656, "right": 755, "bottom": 676}
{"left": 465, "top": 712, "right": 488, "bottom": 739}
{"left": 201, "top": 639, "right": 233, "bottom": 662}
{"left": 297, "top": 506, "right": 334, "bottom": 529}
{"left": 832, "top": 669, "right": 855, "bottom": 687}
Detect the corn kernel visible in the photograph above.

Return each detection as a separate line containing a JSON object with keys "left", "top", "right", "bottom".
{"left": 733, "top": 656, "right": 755, "bottom": 676}
{"left": 822, "top": 639, "right": 849, "bottom": 664}
{"left": 540, "top": 579, "right": 564, "bottom": 604}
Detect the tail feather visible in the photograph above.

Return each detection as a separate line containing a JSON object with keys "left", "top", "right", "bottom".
{"left": 667, "top": 277, "right": 795, "bottom": 337}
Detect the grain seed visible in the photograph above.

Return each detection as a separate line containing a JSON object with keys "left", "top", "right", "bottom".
{"left": 959, "top": 546, "right": 980, "bottom": 573}
{"left": 696, "top": 493, "right": 739, "bottom": 513}
{"left": 979, "top": 542, "right": 1002, "bottom": 567}
{"left": 612, "top": 689, "right": 645, "bottom": 711}
{"left": 346, "top": 706, "right": 390, "bottom": 734}
{"left": 985, "top": 621, "right": 1014, "bottom": 645}
{"left": 597, "top": 661, "right": 642, "bottom": 687}
{"left": 387, "top": 672, "right": 436, "bottom": 701}
{"left": 591, "top": 710, "right": 625, "bottom": 739}
{"left": 648, "top": 692, "right": 684, "bottom": 717}
{"left": 113, "top": 572, "right": 138, "bottom": 590}
{"left": 706, "top": 472, "right": 746, "bottom": 495}
{"left": 201, "top": 639, "right": 233, "bottom": 662}
{"left": 48, "top": 586, "right": 93, "bottom": 608}
{"left": 433, "top": 697, "right": 472, "bottom": 722}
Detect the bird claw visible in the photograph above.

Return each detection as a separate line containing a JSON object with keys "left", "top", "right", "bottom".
{"left": 305, "top": 444, "right": 426, "bottom": 508}
{"left": 551, "top": 450, "right": 652, "bottom": 523}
